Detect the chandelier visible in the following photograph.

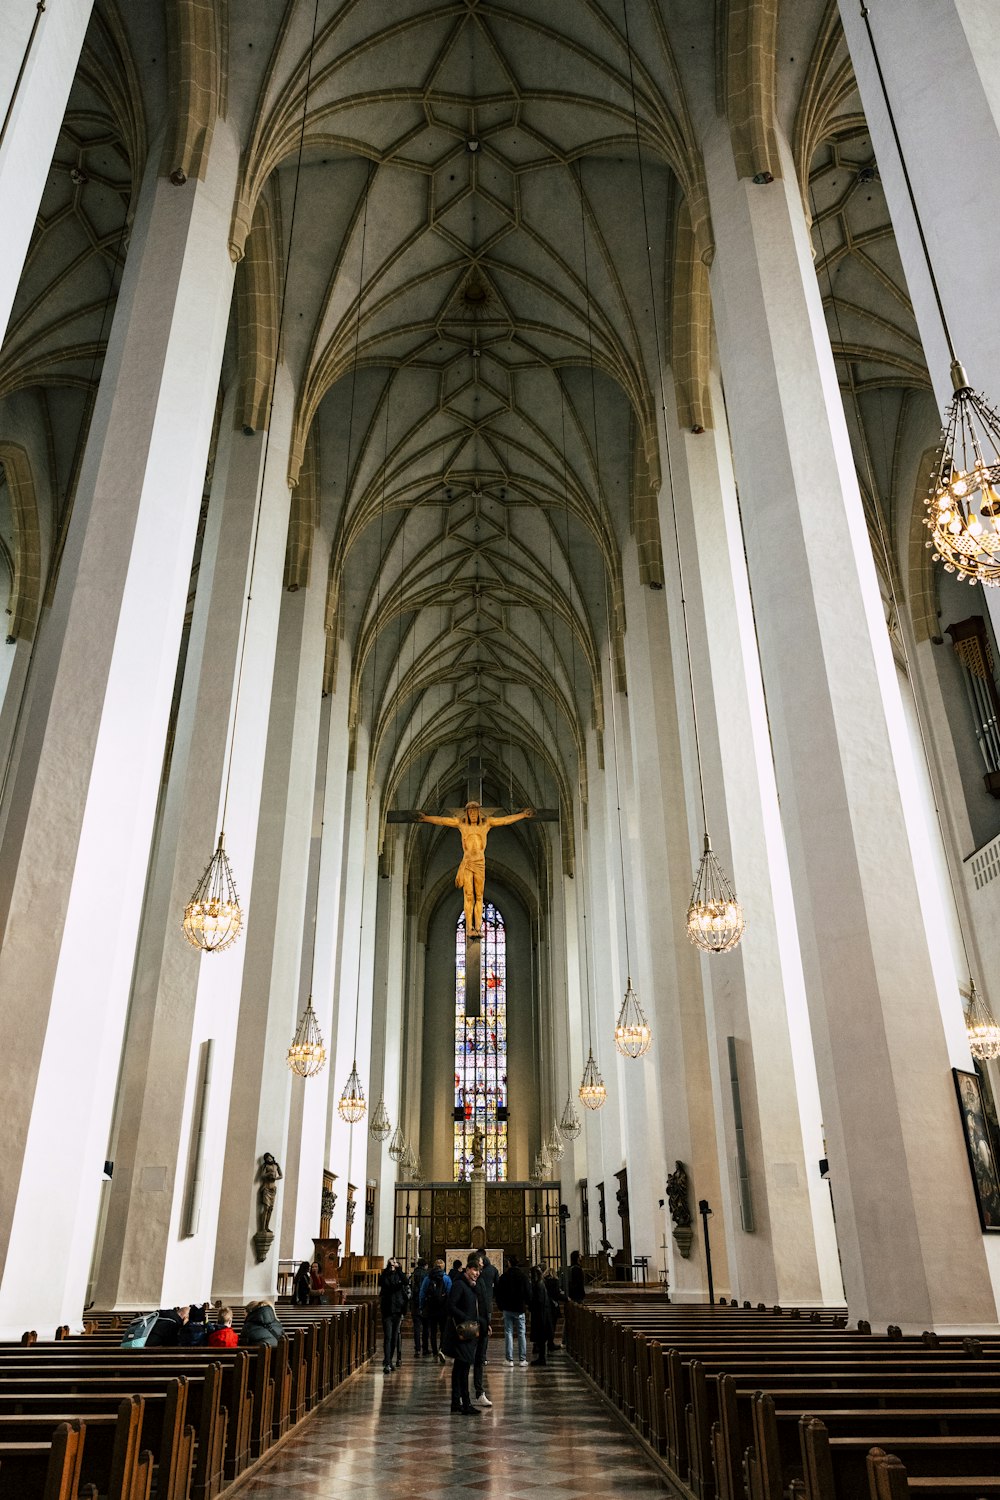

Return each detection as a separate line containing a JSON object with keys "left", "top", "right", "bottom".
{"left": 546, "top": 1124, "right": 565, "bottom": 1163}
{"left": 286, "top": 998, "right": 327, "bottom": 1077}
{"left": 529, "top": 1155, "right": 543, "bottom": 1187}
{"left": 337, "top": 1061, "right": 366, "bottom": 1124}
{"left": 388, "top": 1125, "right": 406, "bottom": 1162}
{"left": 182, "top": 833, "right": 242, "bottom": 953}
{"left": 579, "top": 1047, "right": 607, "bottom": 1110}
{"left": 924, "top": 369, "right": 1000, "bottom": 585}
{"left": 614, "top": 978, "right": 652, "bottom": 1058}
{"left": 687, "top": 835, "right": 746, "bottom": 954}
{"left": 409, "top": 1152, "right": 424, "bottom": 1185}
{"left": 400, "top": 1143, "right": 416, "bottom": 1178}
{"left": 559, "top": 1094, "right": 582, "bottom": 1139}
{"left": 967, "top": 979, "right": 1000, "bottom": 1061}
{"left": 369, "top": 1097, "right": 391, "bottom": 1140}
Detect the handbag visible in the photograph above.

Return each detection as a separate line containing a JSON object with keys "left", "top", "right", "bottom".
{"left": 455, "top": 1319, "right": 480, "bottom": 1342}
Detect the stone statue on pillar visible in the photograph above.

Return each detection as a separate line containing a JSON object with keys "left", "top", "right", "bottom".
{"left": 666, "top": 1159, "right": 693, "bottom": 1259}
{"left": 252, "top": 1152, "right": 283, "bottom": 1264}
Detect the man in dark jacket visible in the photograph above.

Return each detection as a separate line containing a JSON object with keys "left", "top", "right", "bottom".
{"left": 528, "top": 1265, "right": 554, "bottom": 1365}
{"left": 378, "top": 1257, "right": 409, "bottom": 1373}
{"left": 495, "top": 1255, "right": 530, "bottom": 1365}
{"left": 567, "top": 1249, "right": 586, "bottom": 1303}
{"left": 445, "top": 1254, "right": 483, "bottom": 1415}
{"left": 145, "top": 1305, "right": 189, "bottom": 1347}
{"left": 239, "top": 1300, "right": 283, "bottom": 1348}
{"left": 409, "top": 1257, "right": 429, "bottom": 1355}
{"left": 542, "top": 1264, "right": 563, "bottom": 1351}
{"left": 419, "top": 1259, "right": 452, "bottom": 1363}
{"left": 471, "top": 1252, "right": 496, "bottom": 1407}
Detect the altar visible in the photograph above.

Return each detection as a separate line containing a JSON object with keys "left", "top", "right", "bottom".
{"left": 446, "top": 1246, "right": 505, "bottom": 1274}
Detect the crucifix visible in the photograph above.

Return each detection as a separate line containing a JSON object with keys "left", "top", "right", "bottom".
{"left": 387, "top": 783, "right": 556, "bottom": 1016}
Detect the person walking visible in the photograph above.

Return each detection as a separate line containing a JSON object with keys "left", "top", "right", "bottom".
{"left": 409, "top": 1257, "right": 429, "bottom": 1355}
{"left": 495, "top": 1254, "right": 530, "bottom": 1367}
{"left": 445, "top": 1254, "right": 484, "bottom": 1415}
{"left": 471, "top": 1251, "right": 496, "bottom": 1408}
{"left": 528, "top": 1265, "right": 554, "bottom": 1365}
{"left": 568, "top": 1249, "right": 586, "bottom": 1303}
{"left": 378, "top": 1257, "right": 409, "bottom": 1374}
{"left": 293, "top": 1260, "right": 312, "bottom": 1306}
{"left": 419, "top": 1258, "right": 452, "bottom": 1363}
{"left": 542, "top": 1264, "right": 564, "bottom": 1351}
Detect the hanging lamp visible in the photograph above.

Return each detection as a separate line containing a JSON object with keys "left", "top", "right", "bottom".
{"left": 559, "top": 1093, "right": 582, "bottom": 1139}
{"left": 388, "top": 1125, "right": 406, "bottom": 1162}
{"left": 687, "top": 835, "right": 746, "bottom": 954}
{"left": 369, "top": 1096, "right": 391, "bottom": 1141}
{"left": 182, "top": 835, "right": 242, "bottom": 953}
{"left": 966, "top": 980, "right": 1000, "bottom": 1061}
{"left": 614, "top": 977, "right": 653, "bottom": 1059}
{"left": 338, "top": 1061, "right": 366, "bottom": 1125}
{"left": 579, "top": 1047, "right": 607, "bottom": 1111}
{"left": 410, "top": 1152, "right": 424, "bottom": 1185}
{"left": 287, "top": 998, "right": 327, "bottom": 1078}
{"left": 183, "top": 0, "right": 322, "bottom": 954}
{"left": 529, "top": 1155, "right": 543, "bottom": 1187}
{"left": 854, "top": 5, "right": 1000, "bottom": 588}
{"left": 546, "top": 1123, "right": 565, "bottom": 1163}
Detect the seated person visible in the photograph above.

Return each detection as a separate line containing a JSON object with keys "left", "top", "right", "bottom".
{"left": 208, "top": 1307, "right": 238, "bottom": 1348}
{"left": 146, "top": 1305, "right": 190, "bottom": 1347}
{"left": 178, "top": 1302, "right": 209, "bottom": 1345}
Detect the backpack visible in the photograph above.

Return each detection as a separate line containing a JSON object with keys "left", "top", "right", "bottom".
{"left": 120, "top": 1311, "right": 157, "bottom": 1349}
{"left": 427, "top": 1272, "right": 450, "bottom": 1312}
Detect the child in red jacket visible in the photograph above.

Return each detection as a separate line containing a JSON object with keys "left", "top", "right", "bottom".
{"left": 208, "top": 1307, "right": 238, "bottom": 1348}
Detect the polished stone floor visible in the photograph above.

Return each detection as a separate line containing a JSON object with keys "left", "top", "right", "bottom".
{"left": 235, "top": 1345, "right": 675, "bottom": 1499}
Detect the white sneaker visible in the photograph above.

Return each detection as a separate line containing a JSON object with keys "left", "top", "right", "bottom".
{"left": 474, "top": 1392, "right": 493, "bottom": 1408}
{"left": 518, "top": 1358, "right": 528, "bottom": 1367}
{"left": 504, "top": 1358, "right": 514, "bottom": 1366}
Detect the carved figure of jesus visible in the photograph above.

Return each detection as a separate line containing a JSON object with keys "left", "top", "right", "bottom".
{"left": 418, "top": 800, "right": 534, "bottom": 936}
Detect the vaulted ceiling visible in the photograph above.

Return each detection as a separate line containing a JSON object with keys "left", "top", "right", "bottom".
{"left": 0, "top": 0, "right": 938, "bottom": 889}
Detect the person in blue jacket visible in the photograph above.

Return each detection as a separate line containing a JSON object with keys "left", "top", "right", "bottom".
{"left": 419, "top": 1258, "right": 452, "bottom": 1363}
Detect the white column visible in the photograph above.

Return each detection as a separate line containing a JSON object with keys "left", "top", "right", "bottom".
{"left": 0, "top": 128, "right": 239, "bottom": 1337}
{"left": 618, "top": 547, "right": 729, "bottom": 1299}
{"left": 368, "top": 841, "right": 405, "bottom": 1258}
{"left": 667, "top": 380, "right": 840, "bottom": 1305}
{"left": 94, "top": 369, "right": 295, "bottom": 1309}
{"left": 213, "top": 555, "right": 327, "bottom": 1302}
{"left": 285, "top": 667, "right": 351, "bottom": 1261}
{"left": 705, "top": 120, "right": 996, "bottom": 1328}
{"left": 323, "top": 729, "right": 378, "bottom": 1250}
{"left": 0, "top": 0, "right": 94, "bottom": 342}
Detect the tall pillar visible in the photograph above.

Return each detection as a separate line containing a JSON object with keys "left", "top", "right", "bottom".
{"left": 368, "top": 840, "right": 405, "bottom": 1259}
{"left": 213, "top": 554, "right": 327, "bottom": 1302}
{"left": 93, "top": 367, "right": 295, "bottom": 1310}
{"left": 666, "top": 380, "right": 840, "bottom": 1304}
{"left": 704, "top": 121, "right": 996, "bottom": 1327}
{"left": 618, "top": 543, "right": 729, "bottom": 1298}
{"left": 0, "top": 0, "right": 94, "bottom": 342}
{"left": 0, "top": 128, "right": 239, "bottom": 1337}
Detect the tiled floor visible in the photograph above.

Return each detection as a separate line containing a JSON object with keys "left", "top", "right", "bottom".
{"left": 235, "top": 1345, "right": 676, "bottom": 1499}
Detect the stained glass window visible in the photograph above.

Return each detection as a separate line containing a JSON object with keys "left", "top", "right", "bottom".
{"left": 453, "top": 903, "right": 508, "bottom": 1182}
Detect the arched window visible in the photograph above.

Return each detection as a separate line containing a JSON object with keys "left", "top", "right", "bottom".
{"left": 454, "top": 903, "right": 508, "bottom": 1181}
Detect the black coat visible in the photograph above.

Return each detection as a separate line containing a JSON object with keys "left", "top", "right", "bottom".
{"left": 379, "top": 1267, "right": 409, "bottom": 1318}
{"left": 239, "top": 1304, "right": 283, "bottom": 1348}
{"left": 568, "top": 1264, "right": 586, "bottom": 1302}
{"left": 528, "top": 1279, "right": 554, "bottom": 1342}
{"left": 145, "top": 1309, "right": 183, "bottom": 1347}
{"left": 477, "top": 1259, "right": 499, "bottom": 1316}
{"left": 444, "top": 1272, "right": 481, "bottom": 1364}
{"left": 495, "top": 1266, "right": 530, "bottom": 1315}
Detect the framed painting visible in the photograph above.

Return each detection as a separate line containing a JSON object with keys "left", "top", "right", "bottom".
{"left": 953, "top": 1067, "right": 1000, "bottom": 1232}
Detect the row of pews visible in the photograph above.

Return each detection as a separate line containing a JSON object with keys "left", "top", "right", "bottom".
{"left": 565, "top": 1299, "right": 1000, "bottom": 1500}
{"left": 0, "top": 1301, "right": 374, "bottom": 1500}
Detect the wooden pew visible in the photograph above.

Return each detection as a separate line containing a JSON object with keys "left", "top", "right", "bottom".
{"left": 0, "top": 1418, "right": 88, "bottom": 1500}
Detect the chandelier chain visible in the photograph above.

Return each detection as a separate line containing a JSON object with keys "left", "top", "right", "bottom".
{"left": 858, "top": 4, "right": 958, "bottom": 367}
{"left": 220, "top": 0, "right": 321, "bottom": 834}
